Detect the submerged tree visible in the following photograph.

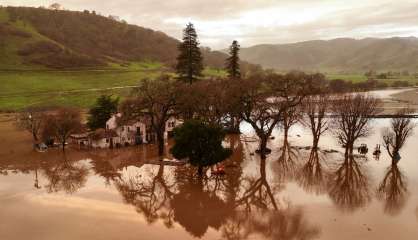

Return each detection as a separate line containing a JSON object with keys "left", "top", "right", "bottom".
{"left": 87, "top": 95, "right": 119, "bottom": 130}
{"left": 382, "top": 108, "right": 416, "bottom": 159}
{"left": 43, "top": 108, "right": 83, "bottom": 150}
{"left": 15, "top": 107, "right": 46, "bottom": 142}
{"left": 176, "top": 23, "right": 203, "bottom": 84}
{"left": 302, "top": 94, "right": 330, "bottom": 150}
{"left": 377, "top": 110, "right": 414, "bottom": 216}
{"left": 235, "top": 73, "right": 310, "bottom": 158}
{"left": 332, "top": 94, "right": 380, "bottom": 154}
{"left": 170, "top": 120, "right": 232, "bottom": 176}
{"left": 120, "top": 75, "right": 177, "bottom": 156}
{"left": 225, "top": 40, "right": 241, "bottom": 80}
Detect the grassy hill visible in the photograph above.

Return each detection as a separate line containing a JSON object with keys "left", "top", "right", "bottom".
{"left": 0, "top": 6, "right": 261, "bottom": 111}
{"left": 0, "top": 6, "right": 235, "bottom": 70}
{"left": 239, "top": 37, "right": 418, "bottom": 73}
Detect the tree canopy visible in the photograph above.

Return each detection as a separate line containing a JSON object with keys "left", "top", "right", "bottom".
{"left": 170, "top": 120, "right": 231, "bottom": 176}
{"left": 176, "top": 23, "right": 203, "bottom": 84}
{"left": 87, "top": 95, "right": 119, "bottom": 130}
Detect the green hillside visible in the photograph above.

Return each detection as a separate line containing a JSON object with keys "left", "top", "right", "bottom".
{"left": 239, "top": 37, "right": 418, "bottom": 73}
{"left": 0, "top": 7, "right": 249, "bottom": 111}
{"left": 0, "top": 6, "right": 238, "bottom": 70}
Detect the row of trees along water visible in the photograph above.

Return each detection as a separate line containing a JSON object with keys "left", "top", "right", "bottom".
{"left": 15, "top": 23, "right": 416, "bottom": 177}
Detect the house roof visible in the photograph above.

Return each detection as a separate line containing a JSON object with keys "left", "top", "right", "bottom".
{"left": 91, "top": 129, "right": 118, "bottom": 140}
{"left": 70, "top": 132, "right": 91, "bottom": 139}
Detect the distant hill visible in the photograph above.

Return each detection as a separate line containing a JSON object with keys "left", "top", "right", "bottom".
{"left": 239, "top": 37, "right": 418, "bottom": 73}
{"left": 0, "top": 6, "right": 246, "bottom": 70}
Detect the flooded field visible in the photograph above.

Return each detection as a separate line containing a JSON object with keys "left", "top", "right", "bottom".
{"left": 1, "top": 112, "right": 418, "bottom": 240}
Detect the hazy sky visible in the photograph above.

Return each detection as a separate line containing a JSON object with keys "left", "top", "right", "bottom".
{"left": 2, "top": 0, "right": 418, "bottom": 49}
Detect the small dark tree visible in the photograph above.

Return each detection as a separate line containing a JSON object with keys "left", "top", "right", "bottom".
{"left": 170, "top": 120, "right": 232, "bottom": 176}
{"left": 87, "top": 95, "right": 119, "bottom": 130}
{"left": 225, "top": 40, "right": 241, "bottom": 79}
{"left": 176, "top": 23, "right": 203, "bottom": 84}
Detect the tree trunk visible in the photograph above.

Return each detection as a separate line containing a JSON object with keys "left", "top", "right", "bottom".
{"left": 62, "top": 140, "right": 66, "bottom": 151}
{"left": 197, "top": 166, "right": 204, "bottom": 177}
{"left": 259, "top": 136, "right": 268, "bottom": 159}
{"left": 32, "top": 132, "right": 38, "bottom": 142}
{"left": 284, "top": 127, "right": 289, "bottom": 141}
{"left": 157, "top": 131, "right": 165, "bottom": 156}
{"left": 312, "top": 136, "right": 319, "bottom": 151}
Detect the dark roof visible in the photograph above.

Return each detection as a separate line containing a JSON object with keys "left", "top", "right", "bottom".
{"left": 91, "top": 129, "right": 118, "bottom": 140}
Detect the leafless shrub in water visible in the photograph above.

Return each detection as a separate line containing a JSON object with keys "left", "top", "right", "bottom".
{"left": 331, "top": 94, "right": 381, "bottom": 153}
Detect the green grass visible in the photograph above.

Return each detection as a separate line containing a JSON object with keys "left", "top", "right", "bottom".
{"left": 0, "top": 65, "right": 228, "bottom": 111}
{"left": 0, "top": 69, "right": 162, "bottom": 111}
{"left": 203, "top": 67, "right": 227, "bottom": 78}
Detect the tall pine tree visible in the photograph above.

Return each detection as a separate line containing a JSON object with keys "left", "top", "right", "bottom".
{"left": 176, "top": 23, "right": 203, "bottom": 84}
{"left": 225, "top": 40, "right": 241, "bottom": 79}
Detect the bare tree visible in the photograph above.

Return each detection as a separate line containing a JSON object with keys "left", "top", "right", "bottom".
{"left": 382, "top": 108, "right": 416, "bottom": 159}
{"left": 331, "top": 94, "right": 381, "bottom": 154}
{"left": 43, "top": 108, "right": 82, "bottom": 150}
{"left": 120, "top": 75, "right": 177, "bottom": 156}
{"left": 176, "top": 78, "right": 229, "bottom": 126}
{"left": 235, "top": 73, "right": 309, "bottom": 158}
{"left": 15, "top": 107, "right": 46, "bottom": 142}
{"left": 302, "top": 94, "right": 330, "bottom": 150}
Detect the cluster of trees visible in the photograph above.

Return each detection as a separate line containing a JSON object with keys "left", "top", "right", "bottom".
{"left": 116, "top": 23, "right": 390, "bottom": 178}
{"left": 16, "top": 107, "right": 83, "bottom": 150}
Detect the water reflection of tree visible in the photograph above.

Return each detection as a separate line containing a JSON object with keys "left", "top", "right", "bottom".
{"left": 222, "top": 156, "right": 321, "bottom": 240}
{"left": 376, "top": 161, "right": 408, "bottom": 216}
{"left": 236, "top": 158, "right": 280, "bottom": 211}
{"left": 90, "top": 158, "right": 121, "bottom": 186}
{"left": 328, "top": 151, "right": 371, "bottom": 212}
{"left": 42, "top": 153, "right": 89, "bottom": 194}
{"left": 171, "top": 176, "right": 232, "bottom": 238}
{"left": 377, "top": 114, "right": 414, "bottom": 216}
{"left": 297, "top": 149, "right": 328, "bottom": 195}
{"left": 115, "top": 163, "right": 176, "bottom": 227}
{"left": 274, "top": 138, "right": 300, "bottom": 182}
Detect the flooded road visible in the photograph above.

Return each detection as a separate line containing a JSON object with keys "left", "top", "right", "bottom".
{"left": 1, "top": 114, "right": 418, "bottom": 240}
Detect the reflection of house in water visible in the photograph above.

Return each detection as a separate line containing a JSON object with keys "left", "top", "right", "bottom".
{"left": 70, "top": 113, "right": 181, "bottom": 149}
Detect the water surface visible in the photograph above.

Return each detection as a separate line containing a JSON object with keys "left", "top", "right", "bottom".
{"left": 1, "top": 115, "right": 418, "bottom": 240}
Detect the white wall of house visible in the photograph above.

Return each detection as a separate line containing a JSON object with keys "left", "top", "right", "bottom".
{"left": 92, "top": 138, "right": 111, "bottom": 149}
{"left": 106, "top": 114, "right": 148, "bottom": 145}
{"left": 164, "top": 117, "right": 183, "bottom": 139}
{"left": 103, "top": 113, "right": 182, "bottom": 147}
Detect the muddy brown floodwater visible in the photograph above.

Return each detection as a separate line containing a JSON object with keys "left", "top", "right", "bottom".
{"left": 1, "top": 112, "right": 418, "bottom": 240}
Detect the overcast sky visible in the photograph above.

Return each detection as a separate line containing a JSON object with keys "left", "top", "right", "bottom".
{"left": 2, "top": 0, "right": 418, "bottom": 49}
